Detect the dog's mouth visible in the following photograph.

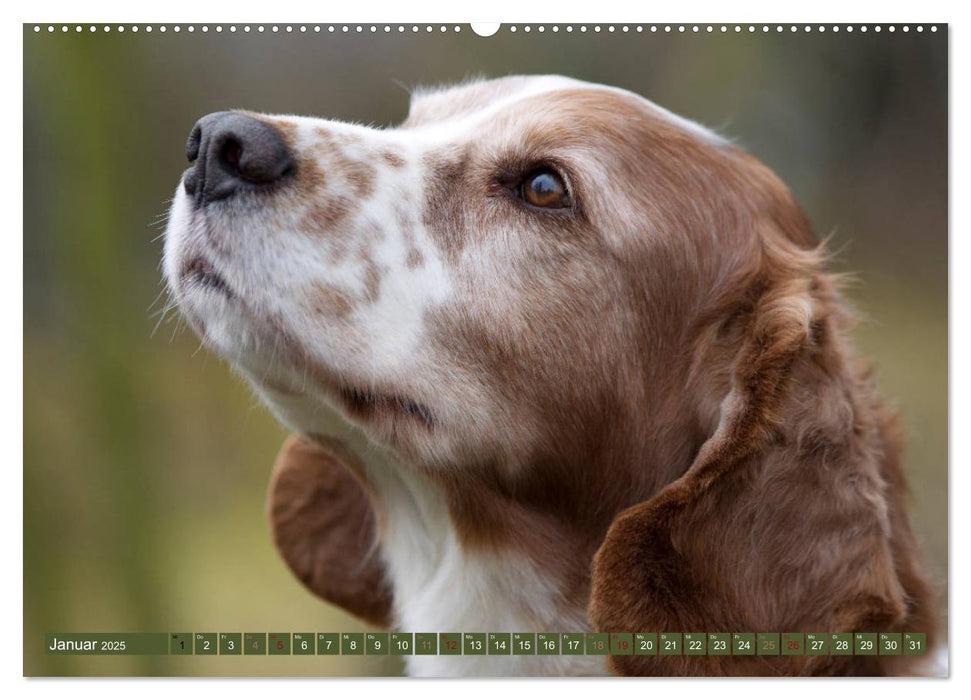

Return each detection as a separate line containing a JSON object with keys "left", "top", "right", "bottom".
{"left": 172, "top": 249, "right": 435, "bottom": 434}
{"left": 180, "top": 255, "right": 233, "bottom": 297}
{"left": 338, "top": 385, "right": 436, "bottom": 429}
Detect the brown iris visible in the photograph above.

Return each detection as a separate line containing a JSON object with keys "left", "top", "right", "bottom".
{"left": 522, "top": 169, "right": 570, "bottom": 209}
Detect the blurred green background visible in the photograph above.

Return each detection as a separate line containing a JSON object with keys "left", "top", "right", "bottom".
{"left": 23, "top": 24, "right": 947, "bottom": 676}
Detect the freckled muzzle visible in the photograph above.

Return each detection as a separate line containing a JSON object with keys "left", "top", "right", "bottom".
{"left": 183, "top": 111, "right": 295, "bottom": 204}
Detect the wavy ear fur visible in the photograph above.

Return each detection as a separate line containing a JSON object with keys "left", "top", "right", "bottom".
{"left": 589, "top": 241, "right": 938, "bottom": 676}
{"left": 267, "top": 433, "right": 393, "bottom": 628}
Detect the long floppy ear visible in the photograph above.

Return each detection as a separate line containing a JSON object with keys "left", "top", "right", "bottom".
{"left": 267, "top": 433, "right": 394, "bottom": 628}
{"left": 589, "top": 244, "right": 936, "bottom": 675}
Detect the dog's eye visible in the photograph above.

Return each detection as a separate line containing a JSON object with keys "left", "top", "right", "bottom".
{"left": 521, "top": 169, "right": 570, "bottom": 209}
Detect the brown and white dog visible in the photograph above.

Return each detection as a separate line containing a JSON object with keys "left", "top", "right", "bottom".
{"left": 163, "top": 76, "right": 941, "bottom": 676}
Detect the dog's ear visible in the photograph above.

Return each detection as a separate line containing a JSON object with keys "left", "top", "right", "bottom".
{"left": 589, "top": 243, "right": 927, "bottom": 675}
{"left": 267, "top": 433, "right": 394, "bottom": 628}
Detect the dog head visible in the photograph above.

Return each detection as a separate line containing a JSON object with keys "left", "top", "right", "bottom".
{"left": 164, "top": 75, "right": 814, "bottom": 477}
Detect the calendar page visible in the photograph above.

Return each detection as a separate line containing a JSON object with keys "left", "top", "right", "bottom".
{"left": 22, "top": 17, "right": 948, "bottom": 679}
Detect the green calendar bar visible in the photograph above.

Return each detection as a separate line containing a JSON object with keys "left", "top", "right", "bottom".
{"left": 610, "top": 633, "right": 634, "bottom": 655}
{"left": 268, "top": 633, "right": 290, "bottom": 655}
{"left": 195, "top": 632, "right": 217, "bottom": 655}
{"left": 169, "top": 633, "right": 192, "bottom": 655}
{"left": 293, "top": 633, "right": 314, "bottom": 655}
{"left": 758, "top": 633, "right": 780, "bottom": 655}
{"left": 708, "top": 633, "right": 730, "bottom": 656}
{"left": 782, "top": 633, "right": 804, "bottom": 656}
{"left": 219, "top": 633, "right": 241, "bottom": 655}
{"left": 341, "top": 633, "right": 364, "bottom": 655}
{"left": 367, "top": 632, "right": 389, "bottom": 655}
{"left": 855, "top": 632, "right": 878, "bottom": 656}
{"left": 831, "top": 632, "right": 853, "bottom": 656}
{"left": 512, "top": 633, "right": 536, "bottom": 655}
{"left": 904, "top": 633, "right": 927, "bottom": 656}
{"left": 464, "top": 632, "right": 486, "bottom": 655}
{"left": 586, "top": 632, "right": 609, "bottom": 655}
{"left": 440, "top": 633, "right": 461, "bottom": 655}
{"left": 806, "top": 633, "right": 829, "bottom": 655}
{"left": 488, "top": 633, "right": 511, "bottom": 655}
{"left": 635, "top": 633, "right": 658, "bottom": 655}
{"left": 733, "top": 633, "right": 755, "bottom": 655}
{"left": 562, "top": 633, "right": 585, "bottom": 655}
{"left": 880, "top": 633, "right": 902, "bottom": 656}
{"left": 684, "top": 633, "right": 706, "bottom": 656}
{"left": 538, "top": 633, "right": 560, "bottom": 655}
{"left": 415, "top": 633, "right": 437, "bottom": 655}
{"left": 317, "top": 633, "right": 340, "bottom": 655}
{"left": 45, "top": 633, "right": 169, "bottom": 655}
{"left": 43, "top": 631, "right": 931, "bottom": 656}
{"left": 390, "top": 632, "right": 413, "bottom": 655}
{"left": 660, "top": 633, "right": 682, "bottom": 656}
{"left": 243, "top": 633, "right": 266, "bottom": 655}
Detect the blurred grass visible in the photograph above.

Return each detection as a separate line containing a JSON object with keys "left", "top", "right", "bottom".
{"left": 24, "top": 329, "right": 403, "bottom": 676}
{"left": 23, "top": 26, "right": 946, "bottom": 675}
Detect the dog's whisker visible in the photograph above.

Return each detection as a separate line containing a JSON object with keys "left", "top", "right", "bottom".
{"left": 146, "top": 286, "right": 171, "bottom": 314}
{"left": 150, "top": 298, "right": 179, "bottom": 339}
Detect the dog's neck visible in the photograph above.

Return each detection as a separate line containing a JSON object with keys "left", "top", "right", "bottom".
{"left": 348, "top": 388, "right": 703, "bottom": 676}
{"left": 361, "top": 450, "right": 613, "bottom": 676}
{"left": 256, "top": 360, "right": 706, "bottom": 676}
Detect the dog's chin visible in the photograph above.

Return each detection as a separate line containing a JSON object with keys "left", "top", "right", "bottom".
{"left": 230, "top": 342, "right": 438, "bottom": 452}
{"left": 166, "top": 249, "right": 438, "bottom": 448}
{"left": 252, "top": 374, "right": 440, "bottom": 464}
{"left": 168, "top": 254, "right": 250, "bottom": 353}
{"left": 261, "top": 371, "right": 437, "bottom": 430}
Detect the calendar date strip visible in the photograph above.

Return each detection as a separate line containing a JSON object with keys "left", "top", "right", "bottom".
{"left": 45, "top": 631, "right": 928, "bottom": 656}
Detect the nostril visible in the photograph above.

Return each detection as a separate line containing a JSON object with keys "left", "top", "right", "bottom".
{"left": 220, "top": 138, "right": 243, "bottom": 174}
{"left": 218, "top": 128, "right": 293, "bottom": 186}
{"left": 186, "top": 123, "right": 202, "bottom": 163}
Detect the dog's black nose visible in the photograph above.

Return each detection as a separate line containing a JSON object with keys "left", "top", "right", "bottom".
{"left": 182, "top": 111, "right": 294, "bottom": 203}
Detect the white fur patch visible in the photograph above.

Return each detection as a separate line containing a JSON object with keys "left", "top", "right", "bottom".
{"left": 367, "top": 462, "right": 607, "bottom": 677}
